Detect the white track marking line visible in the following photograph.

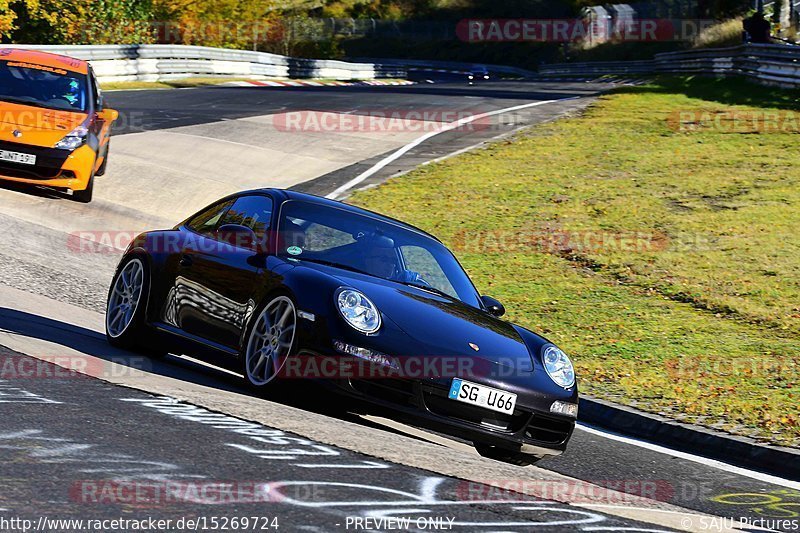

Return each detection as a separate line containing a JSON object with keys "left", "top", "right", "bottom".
{"left": 325, "top": 97, "right": 579, "bottom": 200}
{"left": 577, "top": 423, "right": 800, "bottom": 490}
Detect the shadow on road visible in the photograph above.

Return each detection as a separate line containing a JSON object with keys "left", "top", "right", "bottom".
{"left": 0, "top": 180, "right": 73, "bottom": 202}
{"left": 0, "top": 306, "right": 433, "bottom": 441}
{"left": 0, "top": 306, "right": 246, "bottom": 392}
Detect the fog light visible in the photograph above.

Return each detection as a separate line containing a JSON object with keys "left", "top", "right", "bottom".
{"left": 550, "top": 400, "right": 578, "bottom": 418}
{"left": 333, "top": 341, "right": 399, "bottom": 370}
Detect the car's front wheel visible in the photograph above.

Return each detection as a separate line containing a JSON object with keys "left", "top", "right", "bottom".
{"left": 96, "top": 142, "right": 109, "bottom": 176}
{"left": 474, "top": 443, "right": 541, "bottom": 466}
{"left": 72, "top": 175, "right": 94, "bottom": 203}
{"left": 241, "top": 295, "right": 297, "bottom": 391}
{"left": 106, "top": 256, "right": 160, "bottom": 355}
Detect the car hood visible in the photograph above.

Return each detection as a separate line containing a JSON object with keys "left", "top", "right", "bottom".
{"left": 0, "top": 101, "right": 85, "bottom": 147}
{"left": 301, "top": 262, "right": 534, "bottom": 372}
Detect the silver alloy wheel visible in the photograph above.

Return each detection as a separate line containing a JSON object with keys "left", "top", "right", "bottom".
{"left": 106, "top": 258, "right": 145, "bottom": 338}
{"left": 245, "top": 296, "right": 296, "bottom": 386}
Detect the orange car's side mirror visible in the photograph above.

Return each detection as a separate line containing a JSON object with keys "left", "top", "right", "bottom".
{"left": 101, "top": 108, "right": 119, "bottom": 122}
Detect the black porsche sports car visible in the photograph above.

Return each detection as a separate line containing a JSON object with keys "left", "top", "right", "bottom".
{"left": 106, "top": 189, "right": 578, "bottom": 465}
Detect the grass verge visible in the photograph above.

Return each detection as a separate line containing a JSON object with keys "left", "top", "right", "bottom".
{"left": 349, "top": 76, "right": 800, "bottom": 447}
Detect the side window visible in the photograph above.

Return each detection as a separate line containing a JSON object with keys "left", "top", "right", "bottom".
{"left": 89, "top": 69, "right": 102, "bottom": 109}
{"left": 219, "top": 195, "right": 273, "bottom": 243}
{"left": 400, "top": 245, "right": 457, "bottom": 298}
{"left": 303, "top": 222, "right": 355, "bottom": 252}
{"left": 186, "top": 199, "right": 234, "bottom": 235}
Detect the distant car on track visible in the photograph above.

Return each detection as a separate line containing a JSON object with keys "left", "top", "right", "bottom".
{"left": 468, "top": 66, "right": 491, "bottom": 84}
{"left": 105, "top": 189, "right": 578, "bottom": 465}
{"left": 0, "top": 48, "right": 118, "bottom": 202}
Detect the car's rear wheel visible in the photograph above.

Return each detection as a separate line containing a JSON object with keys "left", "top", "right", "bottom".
{"left": 241, "top": 295, "right": 297, "bottom": 391}
{"left": 474, "top": 443, "right": 541, "bottom": 466}
{"left": 72, "top": 175, "right": 94, "bottom": 203}
{"left": 106, "top": 256, "right": 161, "bottom": 355}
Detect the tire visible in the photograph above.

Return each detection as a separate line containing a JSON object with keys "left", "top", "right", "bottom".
{"left": 240, "top": 294, "right": 297, "bottom": 392}
{"left": 95, "top": 143, "right": 109, "bottom": 176}
{"left": 105, "top": 256, "right": 162, "bottom": 356}
{"left": 474, "top": 443, "right": 541, "bottom": 466}
{"left": 72, "top": 175, "right": 94, "bottom": 203}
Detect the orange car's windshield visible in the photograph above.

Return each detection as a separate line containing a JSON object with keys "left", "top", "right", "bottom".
{"left": 0, "top": 59, "right": 89, "bottom": 112}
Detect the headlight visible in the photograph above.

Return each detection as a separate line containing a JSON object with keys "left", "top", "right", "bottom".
{"left": 337, "top": 289, "right": 381, "bottom": 334}
{"left": 55, "top": 124, "right": 89, "bottom": 150}
{"left": 542, "top": 345, "right": 575, "bottom": 388}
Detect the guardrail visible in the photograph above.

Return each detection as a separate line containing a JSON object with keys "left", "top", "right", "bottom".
{"left": 0, "top": 44, "right": 406, "bottom": 82}
{"left": 535, "top": 59, "right": 656, "bottom": 76}
{"left": 351, "top": 57, "right": 536, "bottom": 78}
{"left": 538, "top": 43, "right": 800, "bottom": 88}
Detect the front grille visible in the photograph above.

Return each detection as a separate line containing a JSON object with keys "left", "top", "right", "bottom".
{"left": 0, "top": 140, "right": 71, "bottom": 179}
{"left": 0, "top": 163, "right": 71, "bottom": 180}
{"left": 350, "top": 378, "right": 417, "bottom": 407}
{"left": 524, "top": 414, "right": 573, "bottom": 445}
{"left": 423, "top": 389, "right": 529, "bottom": 433}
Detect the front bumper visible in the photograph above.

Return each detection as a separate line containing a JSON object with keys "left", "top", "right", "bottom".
{"left": 289, "top": 296, "right": 577, "bottom": 458}
{"left": 0, "top": 141, "right": 95, "bottom": 191}
{"left": 336, "top": 376, "right": 575, "bottom": 457}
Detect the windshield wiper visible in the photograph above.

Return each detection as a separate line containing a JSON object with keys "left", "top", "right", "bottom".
{"left": 399, "top": 281, "right": 455, "bottom": 300}
{"left": 0, "top": 96, "right": 81, "bottom": 112}
{"left": 0, "top": 96, "right": 49, "bottom": 109}
{"left": 292, "top": 258, "right": 457, "bottom": 299}
{"left": 293, "top": 257, "right": 372, "bottom": 276}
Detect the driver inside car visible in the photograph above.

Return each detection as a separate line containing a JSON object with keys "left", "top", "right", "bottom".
{"left": 362, "top": 240, "right": 427, "bottom": 285}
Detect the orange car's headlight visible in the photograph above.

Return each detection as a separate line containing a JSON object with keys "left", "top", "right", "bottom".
{"left": 55, "top": 124, "right": 89, "bottom": 151}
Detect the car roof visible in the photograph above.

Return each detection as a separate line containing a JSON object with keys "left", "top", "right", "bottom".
{"left": 0, "top": 48, "right": 89, "bottom": 75}
{"left": 241, "top": 188, "right": 442, "bottom": 243}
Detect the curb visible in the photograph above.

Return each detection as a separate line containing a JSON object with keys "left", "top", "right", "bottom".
{"left": 223, "top": 79, "right": 416, "bottom": 88}
{"left": 579, "top": 395, "right": 800, "bottom": 481}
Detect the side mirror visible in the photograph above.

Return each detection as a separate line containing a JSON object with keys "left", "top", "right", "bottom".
{"left": 481, "top": 295, "right": 505, "bottom": 317}
{"left": 102, "top": 108, "right": 119, "bottom": 122}
{"left": 217, "top": 224, "right": 258, "bottom": 251}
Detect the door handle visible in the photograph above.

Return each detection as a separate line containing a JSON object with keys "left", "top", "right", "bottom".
{"left": 179, "top": 255, "right": 193, "bottom": 267}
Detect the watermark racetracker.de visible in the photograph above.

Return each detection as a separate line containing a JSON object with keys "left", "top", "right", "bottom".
{"left": 66, "top": 228, "right": 716, "bottom": 255}
{"left": 668, "top": 110, "right": 800, "bottom": 134}
{"left": 457, "top": 18, "right": 717, "bottom": 43}
{"left": 0, "top": 354, "right": 152, "bottom": 380}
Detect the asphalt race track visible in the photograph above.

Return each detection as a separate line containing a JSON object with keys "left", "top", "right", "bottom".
{"left": 1, "top": 80, "right": 798, "bottom": 532}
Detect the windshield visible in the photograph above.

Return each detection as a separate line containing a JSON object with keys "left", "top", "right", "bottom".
{"left": 278, "top": 200, "right": 482, "bottom": 307}
{"left": 0, "top": 59, "right": 89, "bottom": 112}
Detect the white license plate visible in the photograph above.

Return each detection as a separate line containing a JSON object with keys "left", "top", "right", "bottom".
{"left": 0, "top": 150, "right": 36, "bottom": 165}
{"left": 448, "top": 378, "right": 517, "bottom": 415}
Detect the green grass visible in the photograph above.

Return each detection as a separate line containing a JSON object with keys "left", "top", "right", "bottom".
{"left": 349, "top": 76, "right": 800, "bottom": 447}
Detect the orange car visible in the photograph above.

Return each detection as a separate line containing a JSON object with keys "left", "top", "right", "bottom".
{"left": 0, "top": 48, "right": 118, "bottom": 202}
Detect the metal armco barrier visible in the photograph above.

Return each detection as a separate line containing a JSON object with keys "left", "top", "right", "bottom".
{"left": 350, "top": 57, "right": 536, "bottom": 77}
{"left": 0, "top": 44, "right": 406, "bottom": 82}
{"left": 539, "top": 43, "right": 800, "bottom": 88}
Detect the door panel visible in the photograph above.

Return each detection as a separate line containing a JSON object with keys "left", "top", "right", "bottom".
{"left": 165, "top": 194, "right": 275, "bottom": 350}
{"left": 173, "top": 241, "right": 260, "bottom": 349}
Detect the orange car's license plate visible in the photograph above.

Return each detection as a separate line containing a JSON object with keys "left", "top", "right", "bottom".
{"left": 0, "top": 150, "right": 36, "bottom": 165}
